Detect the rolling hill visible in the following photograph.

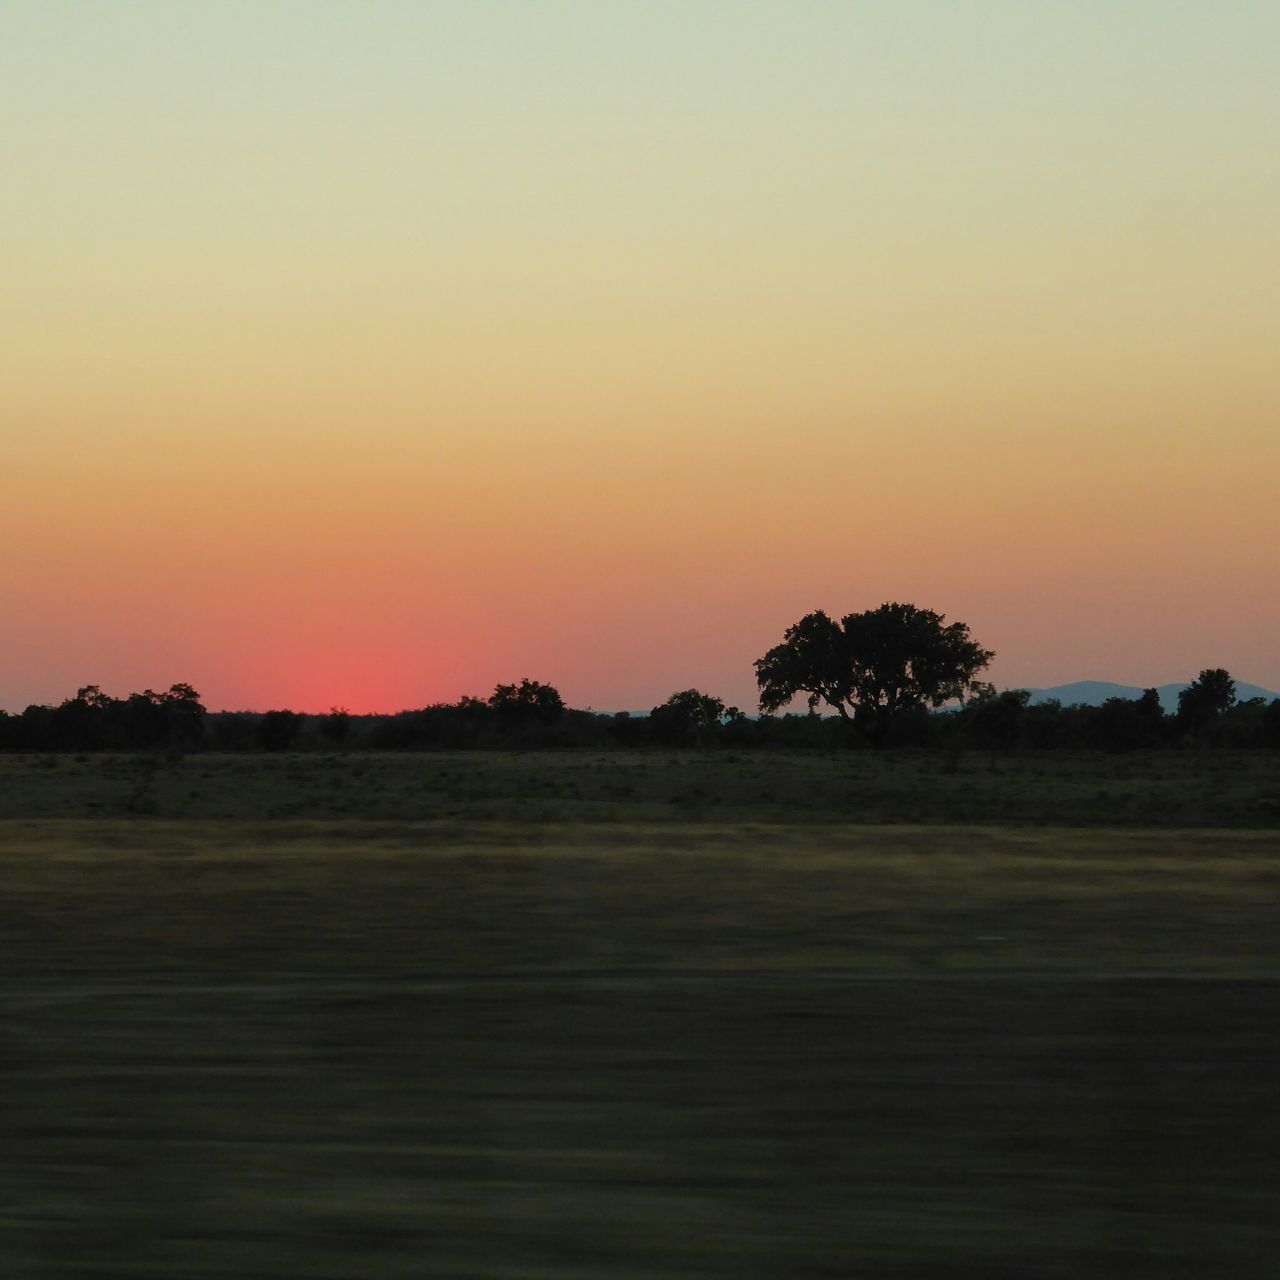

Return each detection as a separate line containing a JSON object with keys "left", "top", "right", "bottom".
{"left": 1021, "top": 680, "right": 1279, "bottom": 713}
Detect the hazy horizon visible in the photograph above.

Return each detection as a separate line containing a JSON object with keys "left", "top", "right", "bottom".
{"left": 5, "top": 2, "right": 1277, "bottom": 714}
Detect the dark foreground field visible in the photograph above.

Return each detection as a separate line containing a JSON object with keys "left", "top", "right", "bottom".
{"left": 1, "top": 747, "right": 1277, "bottom": 826}
{"left": 2, "top": 754, "right": 1278, "bottom": 1276}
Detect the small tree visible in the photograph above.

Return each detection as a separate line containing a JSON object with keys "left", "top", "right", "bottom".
{"left": 962, "top": 686, "right": 1031, "bottom": 753}
{"left": 648, "top": 689, "right": 737, "bottom": 746}
{"left": 1091, "top": 688, "right": 1166, "bottom": 751}
{"left": 320, "top": 706, "right": 353, "bottom": 748}
{"left": 158, "top": 683, "right": 207, "bottom": 754}
{"left": 50, "top": 685, "right": 117, "bottom": 750}
{"left": 488, "top": 679, "right": 565, "bottom": 726}
{"left": 755, "top": 602, "right": 993, "bottom": 747}
{"left": 1176, "top": 668, "right": 1236, "bottom": 742}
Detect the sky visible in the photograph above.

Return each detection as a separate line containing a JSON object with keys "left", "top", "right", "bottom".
{"left": 3, "top": 1, "right": 1277, "bottom": 713}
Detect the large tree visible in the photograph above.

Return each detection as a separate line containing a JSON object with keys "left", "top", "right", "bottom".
{"left": 754, "top": 602, "right": 993, "bottom": 747}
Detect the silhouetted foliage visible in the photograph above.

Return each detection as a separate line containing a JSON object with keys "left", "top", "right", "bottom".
{"left": 6, "top": 683, "right": 208, "bottom": 754}
{"left": 488, "top": 679, "right": 565, "bottom": 726}
{"left": 1089, "top": 688, "right": 1166, "bottom": 751}
{"left": 961, "top": 686, "right": 1031, "bottom": 753}
{"left": 1176, "top": 668, "right": 1236, "bottom": 742}
{"left": 1218, "top": 698, "right": 1270, "bottom": 749}
{"left": 648, "top": 690, "right": 741, "bottom": 746}
{"left": 320, "top": 706, "right": 353, "bottom": 748}
{"left": 606, "top": 711, "right": 644, "bottom": 747}
{"left": 1263, "top": 699, "right": 1280, "bottom": 749}
{"left": 257, "top": 710, "right": 302, "bottom": 752}
{"left": 206, "top": 711, "right": 259, "bottom": 752}
{"left": 158, "top": 684, "right": 207, "bottom": 755}
{"left": 4, "top": 666, "right": 1277, "bottom": 756}
{"left": 756, "top": 603, "right": 994, "bottom": 747}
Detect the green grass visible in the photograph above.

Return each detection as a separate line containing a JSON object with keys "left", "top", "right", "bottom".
{"left": 3, "top": 811, "right": 1279, "bottom": 1275}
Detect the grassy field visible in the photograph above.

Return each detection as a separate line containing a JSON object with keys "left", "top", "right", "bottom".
{"left": 1, "top": 747, "right": 1277, "bottom": 825}
{"left": 2, "top": 753, "right": 1279, "bottom": 1275}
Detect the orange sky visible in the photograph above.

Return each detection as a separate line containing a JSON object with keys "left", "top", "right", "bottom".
{"left": 3, "top": 2, "right": 1277, "bottom": 712}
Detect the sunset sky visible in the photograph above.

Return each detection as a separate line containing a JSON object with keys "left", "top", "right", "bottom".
{"left": 4, "top": 1, "right": 1277, "bottom": 713}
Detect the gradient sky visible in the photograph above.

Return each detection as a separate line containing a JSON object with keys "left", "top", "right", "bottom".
{"left": 4, "top": 1, "right": 1277, "bottom": 712}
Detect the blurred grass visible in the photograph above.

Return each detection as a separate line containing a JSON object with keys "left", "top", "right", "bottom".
{"left": 2, "top": 821, "right": 1278, "bottom": 980}
{"left": 2, "top": 766, "right": 1279, "bottom": 1273}
{"left": 2, "top": 747, "right": 1280, "bottom": 1274}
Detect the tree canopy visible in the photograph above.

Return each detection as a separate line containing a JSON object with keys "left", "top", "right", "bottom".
{"left": 648, "top": 689, "right": 742, "bottom": 746}
{"left": 754, "top": 602, "right": 994, "bottom": 746}
{"left": 487, "top": 679, "right": 565, "bottom": 726}
{"left": 1176, "top": 668, "right": 1237, "bottom": 740}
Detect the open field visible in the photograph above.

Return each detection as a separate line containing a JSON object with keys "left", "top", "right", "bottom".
{"left": 1, "top": 747, "right": 1278, "bottom": 825}
{"left": 2, "top": 809, "right": 1278, "bottom": 1277}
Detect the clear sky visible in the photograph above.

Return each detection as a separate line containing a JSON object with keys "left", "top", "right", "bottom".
{"left": 4, "top": 1, "right": 1277, "bottom": 712}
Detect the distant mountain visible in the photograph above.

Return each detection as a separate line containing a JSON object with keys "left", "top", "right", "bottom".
{"left": 1021, "top": 680, "right": 1280, "bottom": 714}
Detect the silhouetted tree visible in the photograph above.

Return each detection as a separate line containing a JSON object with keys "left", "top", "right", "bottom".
{"left": 320, "top": 706, "right": 353, "bottom": 748}
{"left": 1091, "top": 688, "right": 1166, "bottom": 751}
{"left": 1176, "top": 668, "right": 1236, "bottom": 742}
{"left": 16, "top": 704, "right": 53, "bottom": 750}
{"left": 648, "top": 689, "right": 739, "bottom": 746}
{"left": 50, "top": 685, "right": 116, "bottom": 750}
{"left": 157, "top": 683, "right": 206, "bottom": 754}
{"left": 75, "top": 685, "right": 113, "bottom": 711}
{"left": 117, "top": 692, "right": 163, "bottom": 749}
{"left": 31, "top": 683, "right": 208, "bottom": 753}
{"left": 755, "top": 603, "right": 993, "bottom": 747}
{"left": 962, "top": 686, "right": 1031, "bottom": 752}
{"left": 488, "top": 679, "right": 565, "bottom": 726}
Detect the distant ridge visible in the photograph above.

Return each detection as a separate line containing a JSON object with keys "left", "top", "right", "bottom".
{"left": 1020, "top": 680, "right": 1280, "bottom": 714}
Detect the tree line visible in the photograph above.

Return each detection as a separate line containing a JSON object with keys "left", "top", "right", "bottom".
{"left": 4, "top": 605, "right": 1278, "bottom": 753}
